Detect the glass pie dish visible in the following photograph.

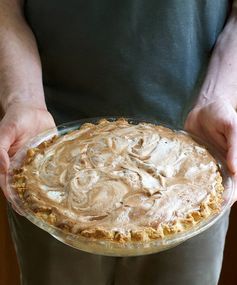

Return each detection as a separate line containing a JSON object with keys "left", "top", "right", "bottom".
{"left": 5, "top": 117, "right": 236, "bottom": 256}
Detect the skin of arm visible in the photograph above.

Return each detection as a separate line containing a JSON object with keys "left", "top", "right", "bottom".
{"left": 185, "top": 4, "right": 237, "bottom": 202}
{"left": 0, "top": 0, "right": 55, "bottom": 176}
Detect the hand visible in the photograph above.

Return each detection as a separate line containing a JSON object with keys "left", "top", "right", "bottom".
{"left": 0, "top": 102, "right": 55, "bottom": 173}
{"left": 185, "top": 100, "right": 237, "bottom": 202}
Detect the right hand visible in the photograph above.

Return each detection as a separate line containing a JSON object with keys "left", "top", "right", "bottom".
{"left": 0, "top": 102, "right": 55, "bottom": 175}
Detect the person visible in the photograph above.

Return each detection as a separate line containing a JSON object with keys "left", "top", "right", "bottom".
{"left": 0, "top": 0, "right": 236, "bottom": 284}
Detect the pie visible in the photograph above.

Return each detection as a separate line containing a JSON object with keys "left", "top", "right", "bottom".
{"left": 12, "top": 118, "right": 224, "bottom": 242}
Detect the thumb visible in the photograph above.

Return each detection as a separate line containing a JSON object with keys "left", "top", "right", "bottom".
{"left": 226, "top": 121, "right": 237, "bottom": 174}
{"left": 0, "top": 124, "right": 15, "bottom": 174}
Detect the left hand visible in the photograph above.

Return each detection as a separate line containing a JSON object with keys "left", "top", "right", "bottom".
{"left": 184, "top": 99, "right": 237, "bottom": 203}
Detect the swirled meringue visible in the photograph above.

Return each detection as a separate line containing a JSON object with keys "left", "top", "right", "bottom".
{"left": 14, "top": 119, "right": 224, "bottom": 242}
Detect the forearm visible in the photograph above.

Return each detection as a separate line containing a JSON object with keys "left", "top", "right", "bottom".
{"left": 196, "top": 6, "right": 237, "bottom": 108}
{"left": 0, "top": 0, "right": 46, "bottom": 112}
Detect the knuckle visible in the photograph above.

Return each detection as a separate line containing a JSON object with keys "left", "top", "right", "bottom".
{"left": 5, "top": 121, "right": 18, "bottom": 131}
{"left": 225, "top": 120, "right": 237, "bottom": 133}
{"left": 0, "top": 144, "right": 8, "bottom": 153}
{"left": 0, "top": 122, "right": 17, "bottom": 139}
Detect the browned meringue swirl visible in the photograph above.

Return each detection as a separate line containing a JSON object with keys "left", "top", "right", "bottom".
{"left": 23, "top": 119, "right": 221, "bottom": 234}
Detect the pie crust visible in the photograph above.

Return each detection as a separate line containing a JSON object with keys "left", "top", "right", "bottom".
{"left": 12, "top": 118, "right": 224, "bottom": 242}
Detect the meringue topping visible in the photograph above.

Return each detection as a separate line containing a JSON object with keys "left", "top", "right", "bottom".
{"left": 21, "top": 119, "right": 222, "bottom": 235}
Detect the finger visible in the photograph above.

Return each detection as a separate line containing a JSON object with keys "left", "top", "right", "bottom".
{"left": 0, "top": 173, "right": 8, "bottom": 198}
{"left": 232, "top": 174, "right": 237, "bottom": 204}
{"left": 226, "top": 122, "right": 237, "bottom": 174}
{"left": 0, "top": 148, "right": 10, "bottom": 173}
{"left": 0, "top": 124, "right": 15, "bottom": 173}
{"left": 210, "top": 130, "right": 227, "bottom": 152}
{"left": 202, "top": 127, "right": 227, "bottom": 155}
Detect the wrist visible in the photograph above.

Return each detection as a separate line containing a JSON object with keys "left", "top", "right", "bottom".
{"left": 195, "top": 90, "right": 237, "bottom": 110}
{"left": 1, "top": 91, "right": 47, "bottom": 113}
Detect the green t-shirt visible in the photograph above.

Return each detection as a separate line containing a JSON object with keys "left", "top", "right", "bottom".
{"left": 25, "top": 0, "right": 229, "bottom": 127}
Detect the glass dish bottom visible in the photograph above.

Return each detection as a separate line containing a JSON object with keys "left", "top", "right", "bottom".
{"left": 6, "top": 117, "right": 235, "bottom": 256}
